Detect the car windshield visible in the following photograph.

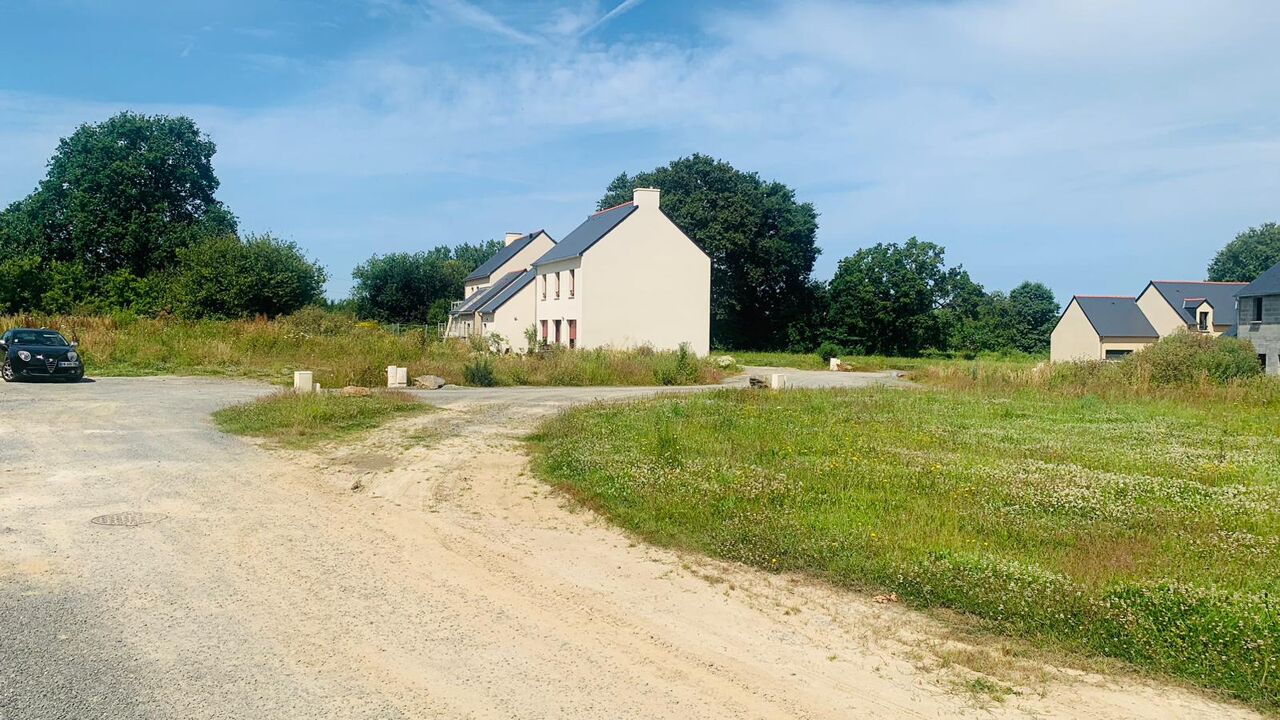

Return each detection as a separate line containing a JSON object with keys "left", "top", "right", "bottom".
{"left": 11, "top": 330, "right": 69, "bottom": 346}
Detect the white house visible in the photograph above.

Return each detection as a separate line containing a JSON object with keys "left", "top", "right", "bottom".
{"left": 446, "top": 230, "right": 554, "bottom": 344}
{"left": 446, "top": 188, "right": 711, "bottom": 356}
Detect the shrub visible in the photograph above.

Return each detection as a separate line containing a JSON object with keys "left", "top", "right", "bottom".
{"left": 171, "top": 233, "right": 326, "bottom": 319}
{"left": 815, "top": 341, "right": 844, "bottom": 362}
{"left": 1125, "top": 330, "right": 1262, "bottom": 385}
{"left": 654, "top": 343, "right": 699, "bottom": 385}
{"left": 463, "top": 356, "right": 498, "bottom": 386}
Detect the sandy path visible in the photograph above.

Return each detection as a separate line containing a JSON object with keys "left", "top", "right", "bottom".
{"left": 0, "top": 376, "right": 1259, "bottom": 718}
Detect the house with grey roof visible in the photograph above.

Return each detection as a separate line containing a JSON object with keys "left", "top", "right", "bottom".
{"left": 446, "top": 230, "right": 555, "bottom": 344}
{"left": 443, "top": 187, "right": 711, "bottom": 355}
{"left": 1235, "top": 260, "right": 1280, "bottom": 375}
{"left": 1050, "top": 296, "right": 1160, "bottom": 362}
{"left": 1051, "top": 279, "right": 1250, "bottom": 363}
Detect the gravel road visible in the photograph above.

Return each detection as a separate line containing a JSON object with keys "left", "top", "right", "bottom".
{"left": 0, "top": 374, "right": 1259, "bottom": 719}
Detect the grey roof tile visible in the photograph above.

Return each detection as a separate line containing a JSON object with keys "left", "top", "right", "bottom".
{"left": 1148, "top": 281, "right": 1247, "bottom": 325}
{"left": 464, "top": 231, "right": 547, "bottom": 282}
{"left": 1074, "top": 296, "right": 1159, "bottom": 338}
{"left": 532, "top": 204, "right": 637, "bottom": 266}
{"left": 478, "top": 269, "right": 536, "bottom": 314}
{"left": 452, "top": 270, "right": 525, "bottom": 315}
{"left": 1236, "top": 261, "right": 1280, "bottom": 299}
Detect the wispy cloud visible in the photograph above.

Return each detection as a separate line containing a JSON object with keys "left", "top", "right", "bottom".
{"left": 418, "top": 0, "right": 540, "bottom": 45}
{"left": 580, "top": 0, "right": 646, "bottom": 37}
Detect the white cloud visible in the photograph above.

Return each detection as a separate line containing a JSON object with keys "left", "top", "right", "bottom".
{"left": 4, "top": 0, "right": 1280, "bottom": 297}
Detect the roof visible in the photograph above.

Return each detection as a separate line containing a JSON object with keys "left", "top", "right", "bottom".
{"left": 1236, "top": 261, "right": 1280, "bottom": 299}
{"left": 1147, "top": 281, "right": 1248, "bottom": 325}
{"left": 1073, "top": 296, "right": 1159, "bottom": 338}
{"left": 464, "top": 231, "right": 548, "bottom": 283}
{"left": 451, "top": 270, "right": 525, "bottom": 315}
{"left": 532, "top": 203, "right": 637, "bottom": 267}
{"left": 477, "top": 269, "right": 536, "bottom": 314}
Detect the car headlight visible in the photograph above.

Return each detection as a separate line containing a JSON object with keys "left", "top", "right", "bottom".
{"left": 67, "top": 351, "right": 78, "bottom": 362}
{"left": 17, "top": 351, "right": 30, "bottom": 362}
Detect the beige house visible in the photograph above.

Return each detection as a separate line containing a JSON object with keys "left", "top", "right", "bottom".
{"left": 446, "top": 230, "right": 555, "bottom": 343}
{"left": 446, "top": 188, "right": 711, "bottom": 356}
{"left": 530, "top": 188, "right": 711, "bottom": 356}
{"left": 1050, "top": 280, "right": 1248, "bottom": 362}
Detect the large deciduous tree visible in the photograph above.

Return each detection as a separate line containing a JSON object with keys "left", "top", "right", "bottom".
{"left": 597, "top": 154, "right": 820, "bottom": 350}
{"left": 826, "top": 238, "right": 975, "bottom": 356}
{"left": 0, "top": 111, "right": 236, "bottom": 277}
{"left": 1208, "top": 222, "right": 1280, "bottom": 282}
{"left": 351, "top": 240, "right": 503, "bottom": 324}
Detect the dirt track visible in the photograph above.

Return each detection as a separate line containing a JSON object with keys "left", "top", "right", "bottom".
{"left": 0, "top": 376, "right": 1259, "bottom": 719}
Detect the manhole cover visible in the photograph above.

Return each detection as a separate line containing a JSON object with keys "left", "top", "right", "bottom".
{"left": 90, "top": 511, "right": 167, "bottom": 527}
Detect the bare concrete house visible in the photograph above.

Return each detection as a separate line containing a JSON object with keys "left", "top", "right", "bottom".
{"left": 1235, "top": 261, "right": 1280, "bottom": 375}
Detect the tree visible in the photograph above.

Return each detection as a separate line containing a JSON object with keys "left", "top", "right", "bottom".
{"left": 171, "top": 234, "right": 326, "bottom": 319}
{"left": 826, "top": 238, "right": 973, "bottom": 356}
{"left": 0, "top": 112, "right": 236, "bottom": 277}
{"left": 350, "top": 240, "right": 502, "bottom": 324}
{"left": 1208, "top": 223, "right": 1280, "bottom": 282}
{"left": 1005, "top": 281, "right": 1058, "bottom": 353}
{"left": 598, "top": 155, "right": 820, "bottom": 349}
{"left": 947, "top": 281, "right": 1058, "bottom": 355}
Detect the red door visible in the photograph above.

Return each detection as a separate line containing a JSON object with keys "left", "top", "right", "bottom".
{"left": 554, "top": 320, "right": 562, "bottom": 344}
{"left": 568, "top": 320, "right": 577, "bottom": 349}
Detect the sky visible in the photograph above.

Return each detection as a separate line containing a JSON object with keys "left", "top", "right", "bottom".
{"left": 2, "top": 0, "right": 1279, "bottom": 301}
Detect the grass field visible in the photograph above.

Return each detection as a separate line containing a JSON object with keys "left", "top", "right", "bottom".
{"left": 531, "top": 384, "right": 1280, "bottom": 709}
{"left": 725, "top": 349, "right": 1042, "bottom": 373}
{"left": 5, "top": 310, "right": 730, "bottom": 387}
{"left": 212, "top": 390, "right": 430, "bottom": 448}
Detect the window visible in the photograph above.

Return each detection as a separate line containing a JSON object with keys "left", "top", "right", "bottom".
{"left": 1104, "top": 349, "right": 1133, "bottom": 361}
{"left": 1197, "top": 310, "right": 1209, "bottom": 332}
{"left": 554, "top": 319, "right": 562, "bottom": 344}
{"left": 540, "top": 320, "right": 547, "bottom": 343}
{"left": 569, "top": 269, "right": 575, "bottom": 298}
{"left": 555, "top": 272, "right": 561, "bottom": 299}
{"left": 1260, "top": 354, "right": 1269, "bottom": 371}
{"left": 1254, "top": 297, "right": 1265, "bottom": 322}
{"left": 540, "top": 274, "right": 547, "bottom": 300}
{"left": 568, "top": 319, "right": 577, "bottom": 349}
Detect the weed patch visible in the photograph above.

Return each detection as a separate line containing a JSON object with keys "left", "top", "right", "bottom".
{"left": 213, "top": 390, "right": 429, "bottom": 448}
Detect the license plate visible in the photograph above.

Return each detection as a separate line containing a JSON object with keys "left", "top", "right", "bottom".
{"left": 58, "top": 362, "right": 78, "bottom": 367}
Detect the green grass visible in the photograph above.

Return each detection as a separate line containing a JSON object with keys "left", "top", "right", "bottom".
{"left": 726, "top": 350, "right": 829, "bottom": 370}
{"left": 212, "top": 390, "right": 431, "bottom": 448}
{"left": 530, "top": 385, "right": 1280, "bottom": 710}
{"left": 723, "top": 350, "right": 1043, "bottom": 373}
{"left": 6, "top": 309, "right": 730, "bottom": 388}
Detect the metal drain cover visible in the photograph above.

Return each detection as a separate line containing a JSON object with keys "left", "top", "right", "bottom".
{"left": 91, "top": 511, "right": 167, "bottom": 527}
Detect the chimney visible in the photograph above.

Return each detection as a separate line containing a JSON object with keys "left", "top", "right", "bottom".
{"left": 504, "top": 232, "right": 523, "bottom": 246}
{"left": 633, "top": 187, "right": 660, "bottom": 210}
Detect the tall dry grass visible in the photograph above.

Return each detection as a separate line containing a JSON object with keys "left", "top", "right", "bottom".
{"left": 6, "top": 309, "right": 730, "bottom": 387}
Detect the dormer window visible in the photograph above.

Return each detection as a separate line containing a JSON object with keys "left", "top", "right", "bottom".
{"left": 1198, "top": 310, "right": 1209, "bottom": 332}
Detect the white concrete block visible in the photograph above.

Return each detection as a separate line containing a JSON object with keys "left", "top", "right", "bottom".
{"left": 313, "top": 382, "right": 321, "bottom": 393}
{"left": 829, "top": 357, "right": 841, "bottom": 371}
{"left": 387, "top": 365, "right": 408, "bottom": 388}
{"left": 769, "top": 373, "right": 787, "bottom": 390}
{"left": 293, "top": 371, "right": 314, "bottom": 393}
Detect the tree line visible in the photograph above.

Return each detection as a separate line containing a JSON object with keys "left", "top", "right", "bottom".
{"left": 4, "top": 113, "right": 1273, "bottom": 356}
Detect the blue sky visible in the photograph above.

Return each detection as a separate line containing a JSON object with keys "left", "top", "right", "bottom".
{"left": 3, "top": 0, "right": 1279, "bottom": 301}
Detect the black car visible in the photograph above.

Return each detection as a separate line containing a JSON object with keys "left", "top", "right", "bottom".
{"left": 1, "top": 328, "right": 84, "bottom": 382}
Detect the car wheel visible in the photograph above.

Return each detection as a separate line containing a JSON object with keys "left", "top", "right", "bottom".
{"left": 1, "top": 360, "right": 13, "bottom": 382}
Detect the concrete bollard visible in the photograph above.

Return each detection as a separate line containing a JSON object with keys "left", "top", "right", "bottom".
{"left": 829, "top": 357, "right": 841, "bottom": 371}
{"left": 387, "top": 366, "right": 408, "bottom": 388}
{"left": 313, "top": 382, "right": 321, "bottom": 393}
{"left": 769, "top": 373, "right": 787, "bottom": 390}
{"left": 293, "top": 371, "right": 314, "bottom": 393}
